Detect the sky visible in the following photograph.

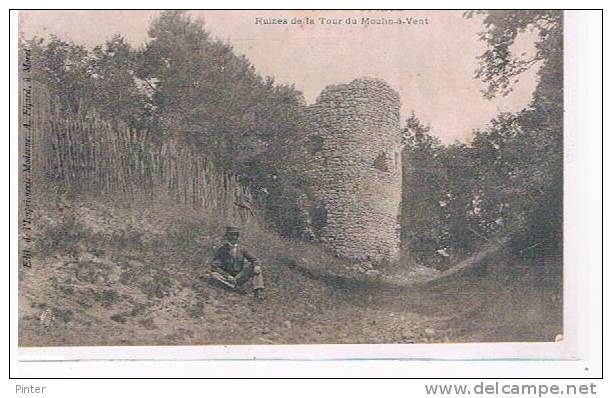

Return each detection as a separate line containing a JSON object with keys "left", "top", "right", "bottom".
{"left": 19, "top": 10, "right": 540, "bottom": 144}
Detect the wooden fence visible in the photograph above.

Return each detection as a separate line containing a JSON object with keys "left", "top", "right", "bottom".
{"left": 25, "top": 81, "right": 253, "bottom": 222}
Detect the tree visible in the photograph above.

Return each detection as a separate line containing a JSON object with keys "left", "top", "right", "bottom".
{"left": 401, "top": 111, "right": 485, "bottom": 267}
{"left": 25, "top": 35, "right": 92, "bottom": 114}
{"left": 466, "top": 10, "right": 562, "bottom": 101}
{"left": 23, "top": 11, "right": 313, "bottom": 237}
{"left": 138, "top": 11, "right": 306, "bottom": 173}
{"left": 137, "top": 11, "right": 312, "bottom": 236}
{"left": 467, "top": 10, "right": 563, "bottom": 257}
{"left": 24, "top": 34, "right": 150, "bottom": 130}
{"left": 401, "top": 113, "right": 446, "bottom": 265}
{"left": 88, "top": 35, "right": 150, "bottom": 130}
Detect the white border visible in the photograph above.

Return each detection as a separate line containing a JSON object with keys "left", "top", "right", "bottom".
{"left": 7, "top": 7, "right": 603, "bottom": 378}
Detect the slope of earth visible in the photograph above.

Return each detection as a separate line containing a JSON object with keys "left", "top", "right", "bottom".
{"left": 19, "top": 199, "right": 448, "bottom": 346}
{"left": 18, "top": 199, "right": 561, "bottom": 347}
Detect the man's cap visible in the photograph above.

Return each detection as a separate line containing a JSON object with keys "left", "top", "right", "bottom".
{"left": 225, "top": 226, "right": 240, "bottom": 234}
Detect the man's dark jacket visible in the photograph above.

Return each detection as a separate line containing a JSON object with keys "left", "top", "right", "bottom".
{"left": 212, "top": 243, "right": 258, "bottom": 276}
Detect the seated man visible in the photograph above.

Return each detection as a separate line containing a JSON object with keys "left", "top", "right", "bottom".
{"left": 210, "top": 226, "right": 264, "bottom": 300}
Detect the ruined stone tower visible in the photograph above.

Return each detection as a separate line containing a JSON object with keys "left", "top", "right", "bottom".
{"left": 305, "top": 78, "right": 402, "bottom": 261}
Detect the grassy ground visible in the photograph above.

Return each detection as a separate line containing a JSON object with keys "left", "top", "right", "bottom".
{"left": 18, "top": 199, "right": 562, "bottom": 346}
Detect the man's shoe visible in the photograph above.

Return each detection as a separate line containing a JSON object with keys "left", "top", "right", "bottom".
{"left": 254, "top": 288, "right": 264, "bottom": 301}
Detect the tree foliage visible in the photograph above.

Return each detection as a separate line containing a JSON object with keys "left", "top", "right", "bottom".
{"left": 22, "top": 10, "right": 564, "bottom": 255}
{"left": 139, "top": 11, "right": 306, "bottom": 171}
{"left": 469, "top": 10, "right": 563, "bottom": 258}
{"left": 22, "top": 11, "right": 311, "bottom": 237}
{"left": 26, "top": 35, "right": 92, "bottom": 114}
{"left": 401, "top": 114, "right": 479, "bottom": 267}
{"left": 137, "top": 12, "right": 312, "bottom": 236}
{"left": 401, "top": 11, "right": 563, "bottom": 266}
{"left": 466, "top": 10, "right": 562, "bottom": 100}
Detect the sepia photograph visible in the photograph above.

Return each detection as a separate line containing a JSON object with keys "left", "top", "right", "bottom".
{"left": 16, "top": 9, "right": 566, "bottom": 351}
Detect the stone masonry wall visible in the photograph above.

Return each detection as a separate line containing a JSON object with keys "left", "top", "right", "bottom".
{"left": 305, "top": 78, "right": 402, "bottom": 261}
